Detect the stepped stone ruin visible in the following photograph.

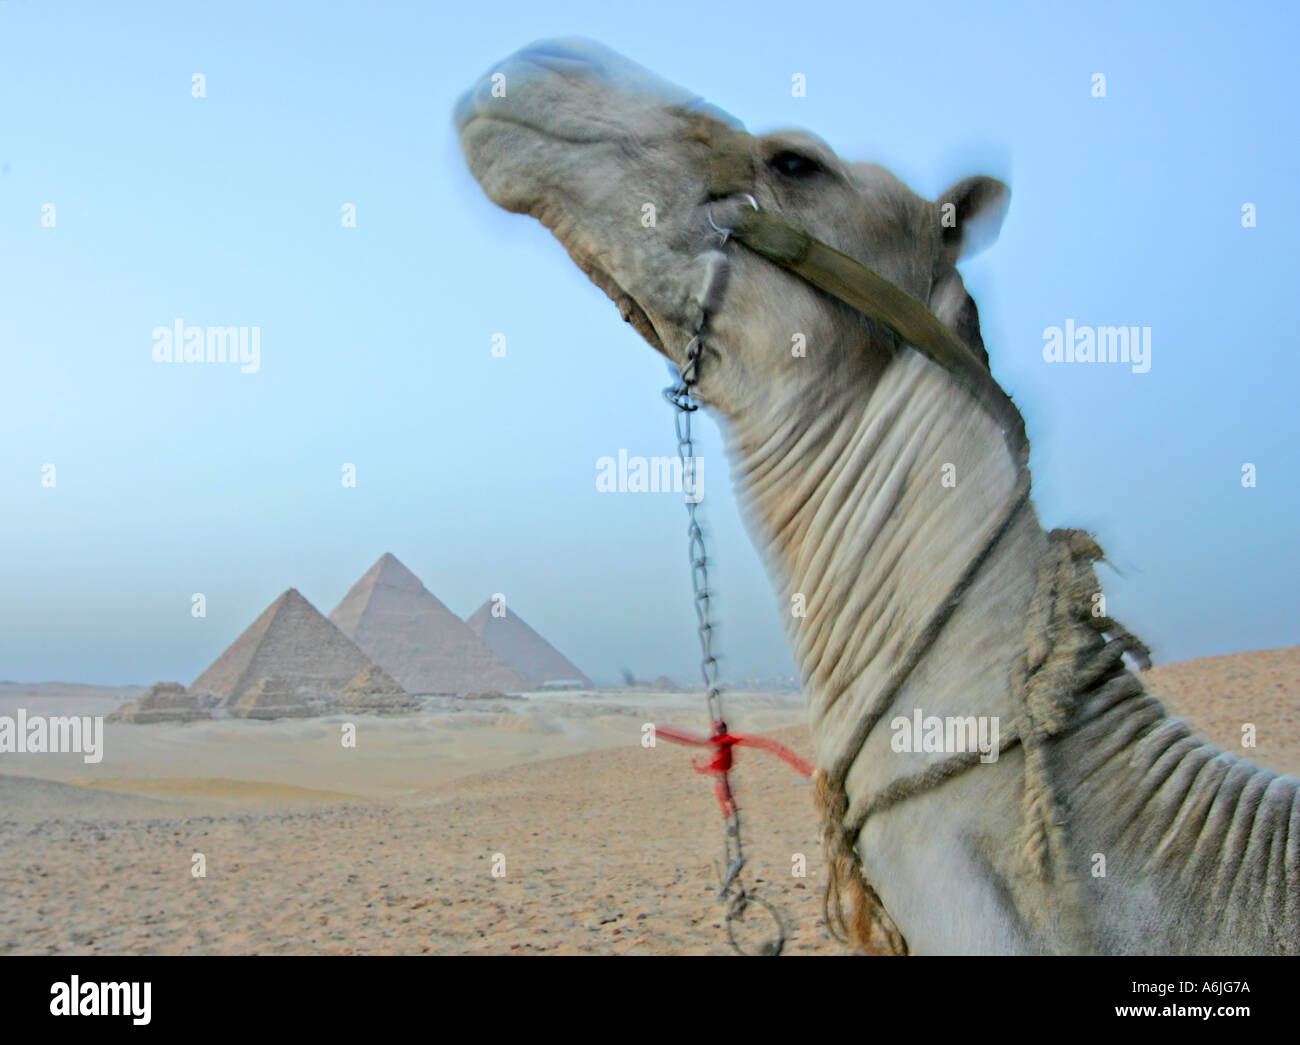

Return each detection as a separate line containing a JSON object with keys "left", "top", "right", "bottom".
{"left": 110, "top": 681, "right": 211, "bottom": 724}
{"left": 335, "top": 664, "right": 419, "bottom": 715}
{"left": 227, "top": 675, "right": 314, "bottom": 720}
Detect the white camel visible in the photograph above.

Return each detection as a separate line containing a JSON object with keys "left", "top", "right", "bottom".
{"left": 456, "top": 38, "right": 1298, "bottom": 955}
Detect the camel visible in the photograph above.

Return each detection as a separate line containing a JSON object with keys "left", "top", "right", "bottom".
{"left": 455, "top": 38, "right": 1299, "bottom": 955}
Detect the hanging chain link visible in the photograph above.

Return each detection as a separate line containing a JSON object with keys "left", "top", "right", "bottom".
{"left": 663, "top": 339, "right": 726, "bottom": 728}
{"left": 665, "top": 329, "right": 784, "bottom": 955}
{"left": 664, "top": 333, "right": 744, "bottom": 868}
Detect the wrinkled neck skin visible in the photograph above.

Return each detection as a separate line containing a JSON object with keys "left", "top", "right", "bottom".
{"left": 718, "top": 345, "right": 1299, "bottom": 955}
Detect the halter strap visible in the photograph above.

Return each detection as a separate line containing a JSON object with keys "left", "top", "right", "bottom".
{"left": 699, "top": 117, "right": 1029, "bottom": 469}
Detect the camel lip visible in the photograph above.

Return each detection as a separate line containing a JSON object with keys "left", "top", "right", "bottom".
{"left": 452, "top": 87, "right": 477, "bottom": 132}
{"left": 463, "top": 156, "right": 666, "bottom": 354}
{"left": 455, "top": 53, "right": 681, "bottom": 358}
{"left": 456, "top": 109, "right": 661, "bottom": 350}
{"left": 568, "top": 249, "right": 664, "bottom": 355}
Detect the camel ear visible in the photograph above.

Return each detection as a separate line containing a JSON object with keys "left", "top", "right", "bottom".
{"left": 937, "top": 176, "right": 1009, "bottom": 263}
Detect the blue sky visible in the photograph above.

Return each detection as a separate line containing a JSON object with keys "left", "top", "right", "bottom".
{"left": 1, "top": 1, "right": 1296, "bottom": 686}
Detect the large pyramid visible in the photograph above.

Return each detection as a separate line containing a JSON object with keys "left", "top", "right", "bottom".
{"left": 191, "top": 588, "right": 382, "bottom": 708}
{"left": 328, "top": 553, "right": 525, "bottom": 696}
{"left": 465, "top": 599, "right": 592, "bottom": 689}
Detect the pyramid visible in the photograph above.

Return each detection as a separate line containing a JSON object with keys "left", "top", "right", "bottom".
{"left": 110, "top": 681, "right": 211, "bottom": 724}
{"left": 191, "top": 588, "right": 378, "bottom": 709}
{"left": 335, "top": 664, "right": 419, "bottom": 715}
{"left": 328, "top": 553, "right": 525, "bottom": 695}
{"left": 465, "top": 599, "right": 592, "bottom": 689}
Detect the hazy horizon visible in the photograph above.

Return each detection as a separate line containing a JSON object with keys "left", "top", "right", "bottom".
{"left": 2, "top": 1, "right": 1296, "bottom": 688}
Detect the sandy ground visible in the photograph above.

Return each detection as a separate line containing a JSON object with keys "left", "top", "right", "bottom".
{"left": 1144, "top": 647, "right": 1300, "bottom": 775}
{"left": 1, "top": 647, "right": 1296, "bottom": 955}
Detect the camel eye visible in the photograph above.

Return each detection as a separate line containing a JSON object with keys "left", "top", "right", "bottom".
{"left": 767, "top": 150, "right": 822, "bottom": 179}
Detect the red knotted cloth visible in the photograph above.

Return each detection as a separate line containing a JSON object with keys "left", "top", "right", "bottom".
{"left": 654, "top": 719, "right": 812, "bottom": 817}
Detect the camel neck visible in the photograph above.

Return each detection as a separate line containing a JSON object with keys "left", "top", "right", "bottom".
{"left": 727, "top": 352, "right": 1299, "bottom": 954}
{"left": 726, "top": 351, "right": 1031, "bottom": 767}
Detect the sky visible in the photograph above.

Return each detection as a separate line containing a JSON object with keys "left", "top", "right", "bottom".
{"left": 1, "top": 1, "right": 1296, "bottom": 687}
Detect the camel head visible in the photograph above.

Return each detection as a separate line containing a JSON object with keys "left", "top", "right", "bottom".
{"left": 456, "top": 37, "right": 1009, "bottom": 422}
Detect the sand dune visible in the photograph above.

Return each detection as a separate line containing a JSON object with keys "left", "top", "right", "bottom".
{"left": 0, "top": 774, "right": 172, "bottom": 821}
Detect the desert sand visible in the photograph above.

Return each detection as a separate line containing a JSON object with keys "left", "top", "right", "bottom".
{"left": 1, "top": 647, "right": 1297, "bottom": 955}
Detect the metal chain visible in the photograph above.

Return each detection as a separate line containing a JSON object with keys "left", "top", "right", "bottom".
{"left": 663, "top": 341, "right": 725, "bottom": 726}
{"left": 663, "top": 333, "right": 744, "bottom": 870}
{"left": 664, "top": 328, "right": 784, "bottom": 955}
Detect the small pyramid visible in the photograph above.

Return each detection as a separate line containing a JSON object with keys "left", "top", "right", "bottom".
{"left": 228, "top": 675, "right": 313, "bottom": 719}
{"left": 110, "top": 681, "right": 211, "bottom": 724}
{"left": 336, "top": 664, "right": 419, "bottom": 715}
{"left": 465, "top": 599, "right": 592, "bottom": 689}
{"left": 329, "top": 554, "right": 525, "bottom": 695}
{"left": 191, "top": 588, "right": 379, "bottom": 709}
